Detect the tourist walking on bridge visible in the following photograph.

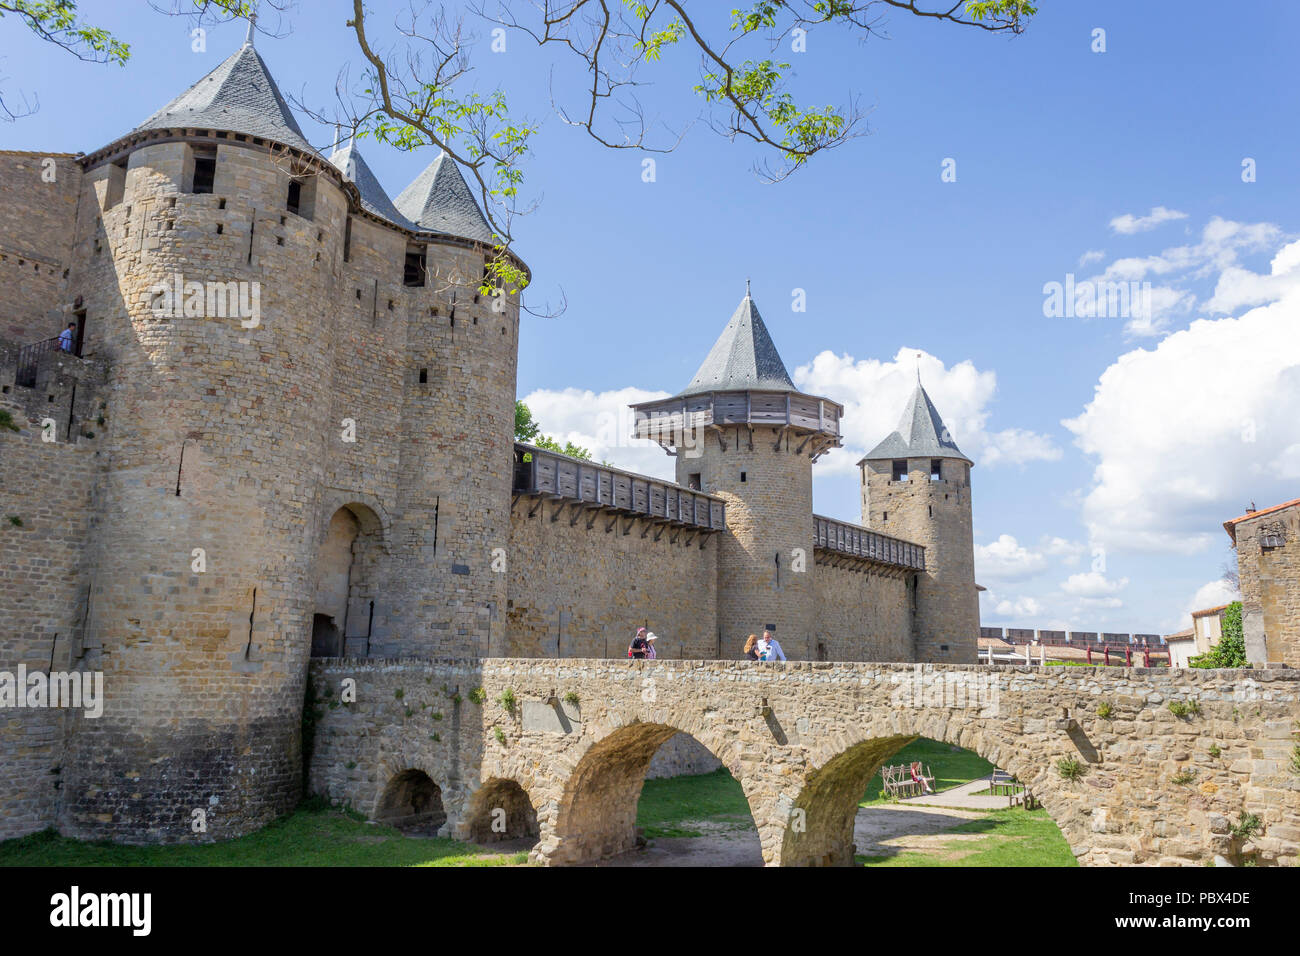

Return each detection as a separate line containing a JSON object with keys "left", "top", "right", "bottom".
{"left": 759, "top": 631, "right": 787, "bottom": 662}
{"left": 628, "top": 627, "right": 650, "bottom": 659}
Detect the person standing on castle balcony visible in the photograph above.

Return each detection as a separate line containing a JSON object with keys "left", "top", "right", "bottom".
{"left": 58, "top": 321, "right": 75, "bottom": 353}
{"left": 645, "top": 633, "right": 659, "bottom": 659}
{"left": 743, "top": 634, "right": 760, "bottom": 660}
{"left": 629, "top": 627, "right": 649, "bottom": 659}
{"left": 759, "top": 630, "right": 787, "bottom": 662}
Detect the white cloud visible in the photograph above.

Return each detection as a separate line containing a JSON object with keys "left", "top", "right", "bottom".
{"left": 1078, "top": 249, "right": 1105, "bottom": 267}
{"left": 1042, "top": 536, "right": 1086, "bottom": 565}
{"left": 1109, "top": 206, "right": 1188, "bottom": 235}
{"left": 994, "top": 595, "right": 1044, "bottom": 618}
{"left": 792, "top": 349, "right": 1060, "bottom": 476}
{"left": 519, "top": 386, "right": 675, "bottom": 479}
{"left": 975, "top": 534, "right": 1048, "bottom": 583}
{"left": 1063, "top": 238, "right": 1300, "bottom": 554}
{"left": 981, "top": 428, "right": 1064, "bottom": 467}
{"left": 1061, "top": 571, "right": 1129, "bottom": 598}
{"left": 1098, "top": 217, "right": 1281, "bottom": 284}
{"left": 1160, "top": 578, "right": 1240, "bottom": 634}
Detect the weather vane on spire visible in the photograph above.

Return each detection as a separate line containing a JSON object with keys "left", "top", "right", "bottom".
{"left": 745, "top": 277, "right": 751, "bottom": 297}
{"left": 916, "top": 352, "right": 922, "bottom": 384}
{"left": 245, "top": 4, "right": 258, "bottom": 47}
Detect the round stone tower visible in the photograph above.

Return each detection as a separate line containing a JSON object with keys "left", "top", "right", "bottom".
{"left": 632, "top": 290, "right": 841, "bottom": 659}
{"left": 54, "top": 33, "right": 525, "bottom": 841}
{"left": 859, "top": 380, "right": 978, "bottom": 663}
{"left": 57, "top": 36, "right": 349, "bottom": 841}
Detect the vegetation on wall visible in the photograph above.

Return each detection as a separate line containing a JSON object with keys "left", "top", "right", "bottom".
{"left": 1190, "top": 602, "right": 1248, "bottom": 668}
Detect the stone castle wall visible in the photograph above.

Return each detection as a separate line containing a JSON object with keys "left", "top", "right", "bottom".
{"left": 813, "top": 560, "right": 913, "bottom": 661}
{"left": 0, "top": 152, "right": 82, "bottom": 343}
{"left": 0, "top": 423, "right": 99, "bottom": 840}
{"left": 1234, "top": 506, "right": 1300, "bottom": 667}
{"left": 506, "top": 499, "right": 719, "bottom": 658}
{"left": 864, "top": 457, "right": 978, "bottom": 663}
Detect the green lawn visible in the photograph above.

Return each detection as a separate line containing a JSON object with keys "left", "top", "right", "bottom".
{"left": 857, "top": 808, "right": 1077, "bottom": 867}
{"left": 1, "top": 744, "right": 1068, "bottom": 867}
{"left": 860, "top": 737, "right": 995, "bottom": 806}
{"left": 0, "top": 799, "right": 528, "bottom": 867}
{"left": 636, "top": 768, "right": 754, "bottom": 838}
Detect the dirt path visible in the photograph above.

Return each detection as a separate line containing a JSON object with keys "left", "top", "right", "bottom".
{"left": 593, "top": 804, "right": 985, "bottom": 866}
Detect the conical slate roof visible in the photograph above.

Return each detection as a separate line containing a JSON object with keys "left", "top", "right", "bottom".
{"left": 133, "top": 40, "right": 313, "bottom": 152}
{"left": 861, "top": 382, "right": 972, "bottom": 465}
{"left": 678, "top": 293, "right": 796, "bottom": 397}
{"left": 394, "top": 152, "right": 496, "bottom": 244}
{"left": 329, "top": 139, "right": 417, "bottom": 229}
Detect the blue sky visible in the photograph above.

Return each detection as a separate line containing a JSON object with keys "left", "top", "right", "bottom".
{"left": 4, "top": 1, "right": 1299, "bottom": 635}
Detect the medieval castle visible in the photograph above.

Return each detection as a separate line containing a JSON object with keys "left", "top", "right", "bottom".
{"left": 0, "top": 36, "right": 979, "bottom": 844}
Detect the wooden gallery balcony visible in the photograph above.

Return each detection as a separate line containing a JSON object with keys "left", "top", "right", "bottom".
{"left": 630, "top": 389, "right": 844, "bottom": 460}
{"left": 512, "top": 443, "right": 726, "bottom": 543}
{"left": 813, "top": 514, "right": 926, "bottom": 576}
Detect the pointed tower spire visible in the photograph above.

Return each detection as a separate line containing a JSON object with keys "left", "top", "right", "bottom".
{"left": 128, "top": 35, "right": 312, "bottom": 152}
{"left": 244, "top": 11, "right": 257, "bottom": 47}
{"left": 394, "top": 151, "right": 495, "bottom": 243}
{"left": 330, "top": 138, "right": 417, "bottom": 228}
{"left": 677, "top": 292, "right": 795, "bottom": 396}
{"left": 860, "top": 381, "right": 972, "bottom": 466}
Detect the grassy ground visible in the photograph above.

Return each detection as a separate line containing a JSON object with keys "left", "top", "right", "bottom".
{"left": 856, "top": 808, "right": 1077, "bottom": 867}
{"left": 0, "top": 799, "right": 528, "bottom": 867}
{"left": 860, "top": 738, "right": 995, "bottom": 805}
{"left": 636, "top": 768, "right": 754, "bottom": 838}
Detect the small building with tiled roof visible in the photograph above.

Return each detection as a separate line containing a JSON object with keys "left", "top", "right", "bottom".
{"left": 1224, "top": 497, "right": 1300, "bottom": 666}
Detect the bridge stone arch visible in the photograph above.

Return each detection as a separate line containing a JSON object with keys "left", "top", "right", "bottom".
{"left": 783, "top": 709, "right": 1082, "bottom": 866}
{"left": 306, "top": 659, "right": 1300, "bottom": 868}
{"left": 538, "top": 718, "right": 761, "bottom": 865}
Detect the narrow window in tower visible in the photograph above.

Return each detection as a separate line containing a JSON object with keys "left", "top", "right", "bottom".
{"left": 418, "top": 368, "right": 428, "bottom": 384}
{"left": 343, "top": 217, "right": 353, "bottom": 262}
{"left": 740, "top": 471, "right": 747, "bottom": 482}
{"left": 404, "top": 244, "right": 426, "bottom": 287}
{"left": 931, "top": 459, "right": 942, "bottom": 480}
{"left": 286, "top": 180, "right": 302, "bottom": 216}
{"left": 883, "top": 511, "right": 888, "bottom": 522}
{"left": 688, "top": 473, "right": 701, "bottom": 490}
{"left": 191, "top": 147, "right": 217, "bottom": 194}
{"left": 891, "top": 460, "right": 908, "bottom": 482}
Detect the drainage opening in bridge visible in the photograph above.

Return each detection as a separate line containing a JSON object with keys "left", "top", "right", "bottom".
{"left": 375, "top": 769, "right": 447, "bottom": 835}
{"left": 789, "top": 736, "right": 1074, "bottom": 868}
{"left": 549, "top": 726, "right": 761, "bottom": 867}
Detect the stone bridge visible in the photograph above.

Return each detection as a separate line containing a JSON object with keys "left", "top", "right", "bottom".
{"left": 306, "top": 659, "right": 1300, "bottom": 866}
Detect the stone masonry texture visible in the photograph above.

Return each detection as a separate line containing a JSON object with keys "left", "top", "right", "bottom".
{"left": 307, "top": 657, "right": 1300, "bottom": 867}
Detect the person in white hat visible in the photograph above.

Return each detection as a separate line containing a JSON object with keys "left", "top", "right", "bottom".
{"left": 645, "top": 632, "right": 659, "bottom": 659}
